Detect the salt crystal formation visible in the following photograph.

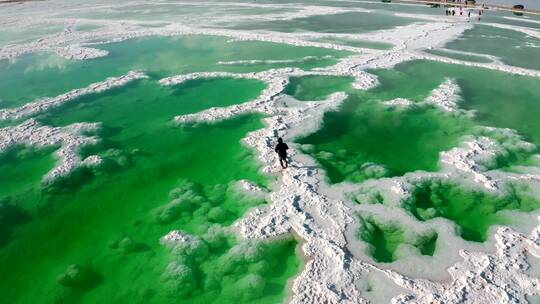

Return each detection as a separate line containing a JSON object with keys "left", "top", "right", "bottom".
{"left": 0, "top": 71, "right": 148, "bottom": 121}
{"left": 0, "top": 119, "right": 101, "bottom": 182}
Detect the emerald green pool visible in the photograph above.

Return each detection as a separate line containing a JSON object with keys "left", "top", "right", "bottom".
{"left": 298, "top": 96, "right": 473, "bottom": 183}
{"left": 298, "top": 60, "right": 540, "bottom": 184}
{"left": 404, "top": 181, "right": 539, "bottom": 242}
{"left": 358, "top": 217, "right": 437, "bottom": 263}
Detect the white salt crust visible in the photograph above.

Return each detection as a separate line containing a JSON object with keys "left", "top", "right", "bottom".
{"left": 440, "top": 137, "right": 500, "bottom": 190}
{"left": 424, "top": 78, "right": 462, "bottom": 112}
{"left": 161, "top": 230, "right": 201, "bottom": 249}
{"left": 0, "top": 118, "right": 101, "bottom": 182}
{"left": 383, "top": 78, "right": 464, "bottom": 112}
{"left": 388, "top": 224, "right": 540, "bottom": 304}
{"left": 157, "top": 24, "right": 540, "bottom": 304}
{"left": 236, "top": 93, "right": 540, "bottom": 303}
{"left": 383, "top": 98, "right": 414, "bottom": 108}
{"left": 235, "top": 93, "right": 540, "bottom": 304}
{"left": 236, "top": 179, "right": 269, "bottom": 197}
{"left": 217, "top": 55, "right": 334, "bottom": 66}
{"left": 3, "top": 1, "right": 540, "bottom": 303}
{"left": 53, "top": 45, "right": 109, "bottom": 60}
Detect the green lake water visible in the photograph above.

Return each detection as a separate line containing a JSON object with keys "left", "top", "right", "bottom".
{"left": 0, "top": 35, "right": 350, "bottom": 109}
{"left": 369, "top": 60, "right": 540, "bottom": 148}
{"left": 358, "top": 216, "right": 437, "bottom": 263}
{"left": 404, "top": 181, "right": 539, "bottom": 242}
{"left": 287, "top": 60, "right": 540, "bottom": 246}
{"left": 285, "top": 75, "right": 354, "bottom": 101}
{"left": 444, "top": 24, "right": 540, "bottom": 71}
{"left": 299, "top": 97, "right": 473, "bottom": 183}
{"left": 298, "top": 60, "right": 540, "bottom": 184}
{"left": 0, "top": 145, "right": 57, "bottom": 199}
{"left": 3, "top": 2, "right": 540, "bottom": 298}
{"left": 0, "top": 75, "right": 300, "bottom": 303}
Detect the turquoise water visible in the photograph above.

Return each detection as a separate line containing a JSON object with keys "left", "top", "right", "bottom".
{"left": 255, "top": 0, "right": 444, "bottom": 15}
{"left": 228, "top": 11, "right": 416, "bottom": 33}
{"left": 0, "top": 23, "right": 65, "bottom": 45}
{"left": 444, "top": 24, "right": 540, "bottom": 71}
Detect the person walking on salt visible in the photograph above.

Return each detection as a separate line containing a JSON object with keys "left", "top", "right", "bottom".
{"left": 275, "top": 137, "right": 289, "bottom": 169}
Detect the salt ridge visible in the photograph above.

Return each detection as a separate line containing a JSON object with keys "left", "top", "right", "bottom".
{"left": 382, "top": 79, "right": 465, "bottom": 112}
{"left": 424, "top": 78, "right": 462, "bottom": 112}
{"left": 383, "top": 98, "right": 414, "bottom": 108}
{"left": 217, "top": 55, "right": 334, "bottom": 66}
{"left": 440, "top": 137, "right": 500, "bottom": 190}
{"left": 0, "top": 119, "right": 102, "bottom": 182}
{"left": 0, "top": 71, "right": 148, "bottom": 121}
{"left": 160, "top": 69, "right": 373, "bottom": 124}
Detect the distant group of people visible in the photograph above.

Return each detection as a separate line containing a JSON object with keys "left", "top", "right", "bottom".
{"left": 445, "top": 6, "right": 484, "bottom": 22}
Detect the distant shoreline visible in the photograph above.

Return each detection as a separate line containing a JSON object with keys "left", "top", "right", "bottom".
{"left": 394, "top": 0, "right": 540, "bottom": 15}
{"left": 0, "top": 0, "right": 45, "bottom": 4}
{"left": 1, "top": 0, "right": 538, "bottom": 15}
